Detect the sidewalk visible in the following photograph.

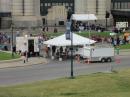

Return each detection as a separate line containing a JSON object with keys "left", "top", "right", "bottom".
{"left": 0, "top": 57, "right": 48, "bottom": 69}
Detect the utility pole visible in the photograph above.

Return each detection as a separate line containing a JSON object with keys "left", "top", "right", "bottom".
{"left": 11, "top": 22, "right": 14, "bottom": 58}
{"left": 66, "top": 8, "right": 74, "bottom": 78}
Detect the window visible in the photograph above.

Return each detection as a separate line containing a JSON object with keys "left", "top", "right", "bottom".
{"left": 114, "top": 2, "right": 118, "bottom": 9}
{"left": 70, "top": 3, "right": 73, "bottom": 6}
{"left": 52, "top": 3, "right": 56, "bottom": 6}
{"left": 48, "top": 3, "right": 50, "bottom": 6}
{"left": 128, "top": 2, "right": 130, "bottom": 9}
{"left": 63, "top": 3, "right": 65, "bottom": 6}
{"left": 45, "top": 3, "right": 47, "bottom": 7}
{"left": 124, "top": 2, "right": 128, "bottom": 9}
{"left": 121, "top": 2, "right": 125, "bottom": 9}
{"left": 59, "top": 3, "right": 62, "bottom": 5}
{"left": 117, "top": 2, "right": 121, "bottom": 9}
{"left": 40, "top": 3, "right": 43, "bottom": 7}
{"left": 111, "top": 3, "right": 114, "bottom": 9}
{"left": 65, "top": 3, "right": 69, "bottom": 6}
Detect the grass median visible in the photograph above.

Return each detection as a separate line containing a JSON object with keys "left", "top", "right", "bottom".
{"left": 0, "top": 69, "right": 130, "bottom": 97}
{"left": 0, "top": 51, "right": 20, "bottom": 61}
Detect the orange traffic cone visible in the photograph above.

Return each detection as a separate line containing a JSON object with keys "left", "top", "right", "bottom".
{"left": 116, "top": 57, "right": 120, "bottom": 64}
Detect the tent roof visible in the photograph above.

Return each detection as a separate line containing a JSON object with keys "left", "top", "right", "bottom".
{"left": 44, "top": 33, "right": 96, "bottom": 46}
{"left": 71, "top": 14, "right": 97, "bottom": 21}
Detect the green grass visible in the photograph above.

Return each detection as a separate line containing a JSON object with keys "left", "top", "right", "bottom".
{"left": 117, "top": 44, "right": 130, "bottom": 49}
{"left": 44, "top": 32, "right": 64, "bottom": 38}
{"left": 44, "top": 31, "right": 114, "bottom": 38}
{"left": 1, "top": 69, "right": 130, "bottom": 97}
{"left": 0, "top": 51, "right": 20, "bottom": 61}
{"left": 78, "top": 31, "right": 114, "bottom": 37}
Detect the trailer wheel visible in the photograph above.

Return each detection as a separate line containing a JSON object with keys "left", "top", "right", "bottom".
{"left": 107, "top": 58, "right": 112, "bottom": 62}
{"left": 101, "top": 58, "right": 106, "bottom": 63}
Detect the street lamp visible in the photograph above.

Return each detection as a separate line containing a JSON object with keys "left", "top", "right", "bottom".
{"left": 11, "top": 23, "right": 14, "bottom": 57}
{"left": 66, "top": 7, "right": 74, "bottom": 78}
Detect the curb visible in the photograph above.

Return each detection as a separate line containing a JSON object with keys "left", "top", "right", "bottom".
{"left": 0, "top": 61, "right": 48, "bottom": 69}
{"left": 0, "top": 57, "right": 23, "bottom": 64}
{"left": 120, "top": 49, "right": 130, "bottom": 52}
{"left": 0, "top": 60, "right": 48, "bottom": 69}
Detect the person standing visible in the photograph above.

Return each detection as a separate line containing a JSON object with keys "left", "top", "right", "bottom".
{"left": 52, "top": 46, "right": 56, "bottom": 56}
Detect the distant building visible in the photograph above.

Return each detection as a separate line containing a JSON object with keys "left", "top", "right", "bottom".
{"left": 0, "top": 0, "right": 120, "bottom": 29}
{"left": 111, "top": 0, "right": 130, "bottom": 27}
{"left": 0, "top": 0, "right": 11, "bottom": 28}
{"left": 41, "top": 0, "right": 111, "bottom": 26}
{"left": 74, "top": 0, "right": 111, "bottom": 26}
{"left": 40, "top": 0, "right": 74, "bottom": 26}
{"left": 11, "top": 0, "right": 42, "bottom": 28}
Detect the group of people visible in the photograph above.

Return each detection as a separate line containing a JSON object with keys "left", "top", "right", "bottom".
{"left": 110, "top": 35, "right": 129, "bottom": 46}
{"left": 0, "top": 32, "right": 10, "bottom": 44}
{"left": 71, "top": 21, "right": 105, "bottom": 32}
{"left": 43, "top": 45, "right": 69, "bottom": 60}
{"left": 91, "top": 34, "right": 129, "bottom": 46}
{"left": 42, "top": 26, "right": 49, "bottom": 32}
{"left": 0, "top": 32, "right": 10, "bottom": 51}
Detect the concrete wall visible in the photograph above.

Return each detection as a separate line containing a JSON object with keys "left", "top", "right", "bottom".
{"left": 74, "top": 0, "right": 112, "bottom": 26}
{"left": 12, "top": 0, "right": 42, "bottom": 28}
{"left": 47, "top": 6, "right": 67, "bottom": 26}
{"left": 1, "top": 0, "right": 112, "bottom": 28}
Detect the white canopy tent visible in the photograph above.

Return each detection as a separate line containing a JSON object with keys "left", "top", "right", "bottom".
{"left": 44, "top": 33, "right": 96, "bottom": 46}
{"left": 71, "top": 14, "right": 97, "bottom": 21}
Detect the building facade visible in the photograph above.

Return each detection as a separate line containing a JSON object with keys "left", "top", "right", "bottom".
{"left": 40, "top": 0, "right": 112, "bottom": 26}
{"left": 0, "top": 0, "right": 11, "bottom": 28}
{"left": 75, "top": 0, "right": 111, "bottom": 25}
{"left": 0, "top": 0, "right": 112, "bottom": 28}
{"left": 12, "top": 0, "right": 42, "bottom": 28}
{"left": 40, "top": 0, "right": 74, "bottom": 26}
{"left": 111, "top": 0, "right": 130, "bottom": 27}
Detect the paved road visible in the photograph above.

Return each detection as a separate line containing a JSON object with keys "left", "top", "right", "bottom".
{"left": 0, "top": 55, "right": 130, "bottom": 86}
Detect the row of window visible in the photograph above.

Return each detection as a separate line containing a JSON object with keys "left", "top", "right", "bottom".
{"left": 112, "top": 2, "right": 130, "bottom": 9}
{"left": 41, "top": 3, "right": 73, "bottom": 7}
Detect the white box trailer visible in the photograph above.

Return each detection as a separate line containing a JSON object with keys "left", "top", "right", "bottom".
{"left": 16, "top": 36, "right": 39, "bottom": 55}
{"left": 75, "top": 46, "right": 115, "bottom": 62}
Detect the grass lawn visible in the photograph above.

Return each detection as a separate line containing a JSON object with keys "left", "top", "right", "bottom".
{"left": 78, "top": 31, "right": 114, "bottom": 37}
{"left": 0, "top": 51, "right": 20, "bottom": 61}
{"left": 117, "top": 44, "right": 130, "bottom": 49}
{"left": 0, "top": 69, "right": 130, "bottom": 97}
{"left": 44, "top": 31, "right": 114, "bottom": 38}
{"left": 44, "top": 32, "right": 64, "bottom": 38}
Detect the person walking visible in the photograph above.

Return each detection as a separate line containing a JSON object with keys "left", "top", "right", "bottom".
{"left": 22, "top": 51, "right": 28, "bottom": 63}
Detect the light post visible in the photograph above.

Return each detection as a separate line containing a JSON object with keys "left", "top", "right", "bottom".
{"left": 66, "top": 7, "right": 74, "bottom": 78}
{"left": 11, "top": 23, "right": 14, "bottom": 57}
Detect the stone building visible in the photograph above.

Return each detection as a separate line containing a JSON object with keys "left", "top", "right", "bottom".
{"left": 0, "top": 0, "right": 112, "bottom": 28}
{"left": 0, "top": 0, "right": 11, "bottom": 28}
{"left": 111, "top": 0, "right": 130, "bottom": 27}
{"left": 12, "top": 0, "right": 42, "bottom": 28}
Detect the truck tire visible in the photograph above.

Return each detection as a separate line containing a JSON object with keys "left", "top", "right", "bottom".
{"left": 106, "top": 57, "right": 112, "bottom": 62}
{"left": 101, "top": 58, "right": 106, "bottom": 63}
